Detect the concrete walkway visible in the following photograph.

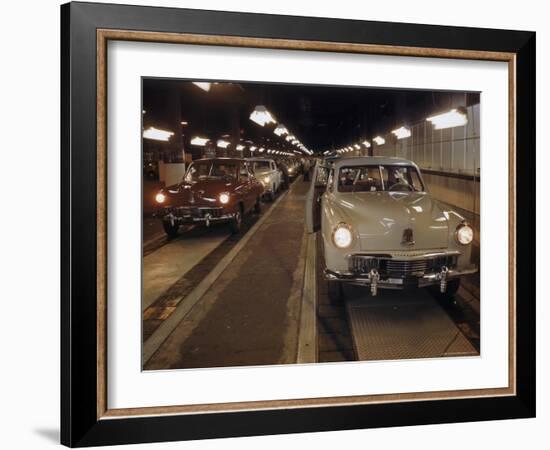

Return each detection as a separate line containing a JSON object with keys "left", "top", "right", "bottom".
{"left": 142, "top": 226, "right": 230, "bottom": 311}
{"left": 146, "top": 179, "right": 309, "bottom": 370}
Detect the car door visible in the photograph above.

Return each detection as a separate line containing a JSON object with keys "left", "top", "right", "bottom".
{"left": 237, "top": 162, "right": 252, "bottom": 210}
{"left": 305, "top": 161, "right": 330, "bottom": 233}
{"left": 247, "top": 163, "right": 262, "bottom": 200}
{"left": 270, "top": 161, "right": 279, "bottom": 190}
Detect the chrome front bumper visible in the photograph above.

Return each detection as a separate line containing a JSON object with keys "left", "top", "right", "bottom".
{"left": 324, "top": 265, "right": 477, "bottom": 295}
{"left": 162, "top": 208, "right": 235, "bottom": 227}
{"left": 260, "top": 184, "right": 274, "bottom": 194}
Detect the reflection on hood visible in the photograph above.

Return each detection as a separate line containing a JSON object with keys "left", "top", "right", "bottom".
{"left": 332, "top": 192, "right": 449, "bottom": 251}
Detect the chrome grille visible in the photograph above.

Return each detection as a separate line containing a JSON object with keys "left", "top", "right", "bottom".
{"left": 349, "top": 254, "right": 457, "bottom": 277}
{"left": 166, "top": 206, "right": 224, "bottom": 218}
{"left": 386, "top": 259, "right": 428, "bottom": 275}
{"left": 349, "top": 256, "right": 380, "bottom": 274}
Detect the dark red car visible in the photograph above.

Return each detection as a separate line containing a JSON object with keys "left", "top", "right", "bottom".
{"left": 154, "top": 158, "right": 264, "bottom": 237}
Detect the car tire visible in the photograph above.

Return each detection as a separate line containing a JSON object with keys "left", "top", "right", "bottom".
{"left": 229, "top": 206, "right": 243, "bottom": 234}
{"left": 162, "top": 221, "right": 179, "bottom": 239}
{"left": 254, "top": 197, "right": 262, "bottom": 213}
{"left": 327, "top": 280, "right": 344, "bottom": 304}
{"left": 428, "top": 278, "right": 461, "bottom": 300}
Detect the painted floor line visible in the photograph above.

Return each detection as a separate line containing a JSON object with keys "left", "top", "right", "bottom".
{"left": 296, "top": 232, "right": 317, "bottom": 364}
{"left": 142, "top": 231, "right": 165, "bottom": 249}
{"left": 143, "top": 185, "right": 293, "bottom": 365}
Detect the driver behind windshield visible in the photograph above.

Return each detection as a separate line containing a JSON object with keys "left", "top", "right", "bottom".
{"left": 337, "top": 165, "right": 423, "bottom": 192}
{"left": 185, "top": 162, "right": 237, "bottom": 182}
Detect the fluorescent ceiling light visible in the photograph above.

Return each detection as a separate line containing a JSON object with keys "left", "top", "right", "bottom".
{"left": 180, "top": 121, "right": 188, "bottom": 125}
{"left": 274, "top": 123, "right": 288, "bottom": 136}
{"left": 392, "top": 126, "right": 412, "bottom": 139}
{"left": 258, "top": 147, "right": 265, "bottom": 152}
{"left": 373, "top": 136, "right": 385, "bottom": 145}
{"left": 427, "top": 108, "right": 468, "bottom": 130}
{"left": 236, "top": 144, "right": 245, "bottom": 151}
{"left": 192, "top": 82, "right": 212, "bottom": 92}
{"left": 362, "top": 140, "right": 371, "bottom": 148}
{"left": 143, "top": 127, "right": 174, "bottom": 142}
{"left": 217, "top": 139, "right": 230, "bottom": 149}
{"left": 249, "top": 105, "right": 276, "bottom": 127}
{"left": 285, "top": 135, "right": 295, "bottom": 142}
{"left": 354, "top": 144, "right": 360, "bottom": 149}
{"left": 250, "top": 146, "right": 257, "bottom": 151}
{"left": 190, "top": 136, "right": 209, "bottom": 146}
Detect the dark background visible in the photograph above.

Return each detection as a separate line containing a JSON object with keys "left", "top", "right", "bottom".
{"left": 142, "top": 79, "right": 479, "bottom": 160}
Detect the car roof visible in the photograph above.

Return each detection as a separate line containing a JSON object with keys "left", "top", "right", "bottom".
{"left": 192, "top": 157, "right": 244, "bottom": 163}
{"left": 245, "top": 157, "right": 275, "bottom": 162}
{"left": 333, "top": 156, "right": 419, "bottom": 169}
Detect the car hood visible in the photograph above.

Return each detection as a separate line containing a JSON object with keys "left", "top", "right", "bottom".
{"left": 254, "top": 169, "right": 272, "bottom": 178}
{"left": 165, "top": 179, "right": 237, "bottom": 205}
{"left": 331, "top": 191, "right": 449, "bottom": 251}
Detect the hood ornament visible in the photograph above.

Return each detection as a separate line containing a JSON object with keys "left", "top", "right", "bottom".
{"left": 401, "top": 227, "right": 415, "bottom": 246}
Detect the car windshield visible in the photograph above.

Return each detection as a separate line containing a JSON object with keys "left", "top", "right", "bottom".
{"left": 337, "top": 165, "right": 424, "bottom": 192}
{"left": 251, "top": 161, "right": 271, "bottom": 172}
{"left": 184, "top": 161, "right": 238, "bottom": 182}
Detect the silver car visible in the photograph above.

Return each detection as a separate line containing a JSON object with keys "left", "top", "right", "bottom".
{"left": 306, "top": 156, "right": 477, "bottom": 300}
{"left": 247, "top": 158, "right": 283, "bottom": 201}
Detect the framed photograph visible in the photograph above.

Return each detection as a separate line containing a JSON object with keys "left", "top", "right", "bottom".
{"left": 61, "top": 1, "right": 536, "bottom": 447}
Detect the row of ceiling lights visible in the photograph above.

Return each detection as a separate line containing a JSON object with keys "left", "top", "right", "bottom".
{"left": 143, "top": 83, "right": 313, "bottom": 156}
{"left": 248, "top": 105, "right": 313, "bottom": 155}
{"left": 188, "top": 83, "right": 313, "bottom": 155}
{"left": 324, "top": 108, "right": 468, "bottom": 156}
{"left": 142, "top": 126, "right": 300, "bottom": 158}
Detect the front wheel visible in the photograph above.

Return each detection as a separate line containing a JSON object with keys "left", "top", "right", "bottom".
{"left": 427, "top": 278, "right": 460, "bottom": 301}
{"left": 229, "top": 207, "right": 243, "bottom": 234}
{"left": 254, "top": 196, "right": 262, "bottom": 213}
{"left": 162, "top": 220, "right": 179, "bottom": 239}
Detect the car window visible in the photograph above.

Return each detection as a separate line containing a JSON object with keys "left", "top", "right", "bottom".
{"left": 315, "top": 166, "right": 329, "bottom": 187}
{"left": 184, "top": 162, "right": 210, "bottom": 182}
{"left": 184, "top": 161, "right": 238, "bottom": 182}
{"left": 337, "top": 165, "right": 424, "bottom": 192}
{"left": 338, "top": 166, "right": 382, "bottom": 192}
{"left": 380, "top": 166, "right": 424, "bottom": 192}
{"left": 212, "top": 163, "right": 238, "bottom": 179}
{"left": 252, "top": 161, "right": 271, "bottom": 171}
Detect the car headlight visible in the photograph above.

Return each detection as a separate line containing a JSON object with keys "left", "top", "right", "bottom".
{"left": 263, "top": 176, "right": 270, "bottom": 184}
{"left": 155, "top": 192, "right": 166, "bottom": 204}
{"left": 219, "top": 192, "right": 230, "bottom": 204}
{"left": 332, "top": 223, "right": 353, "bottom": 248}
{"left": 456, "top": 223, "right": 474, "bottom": 245}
